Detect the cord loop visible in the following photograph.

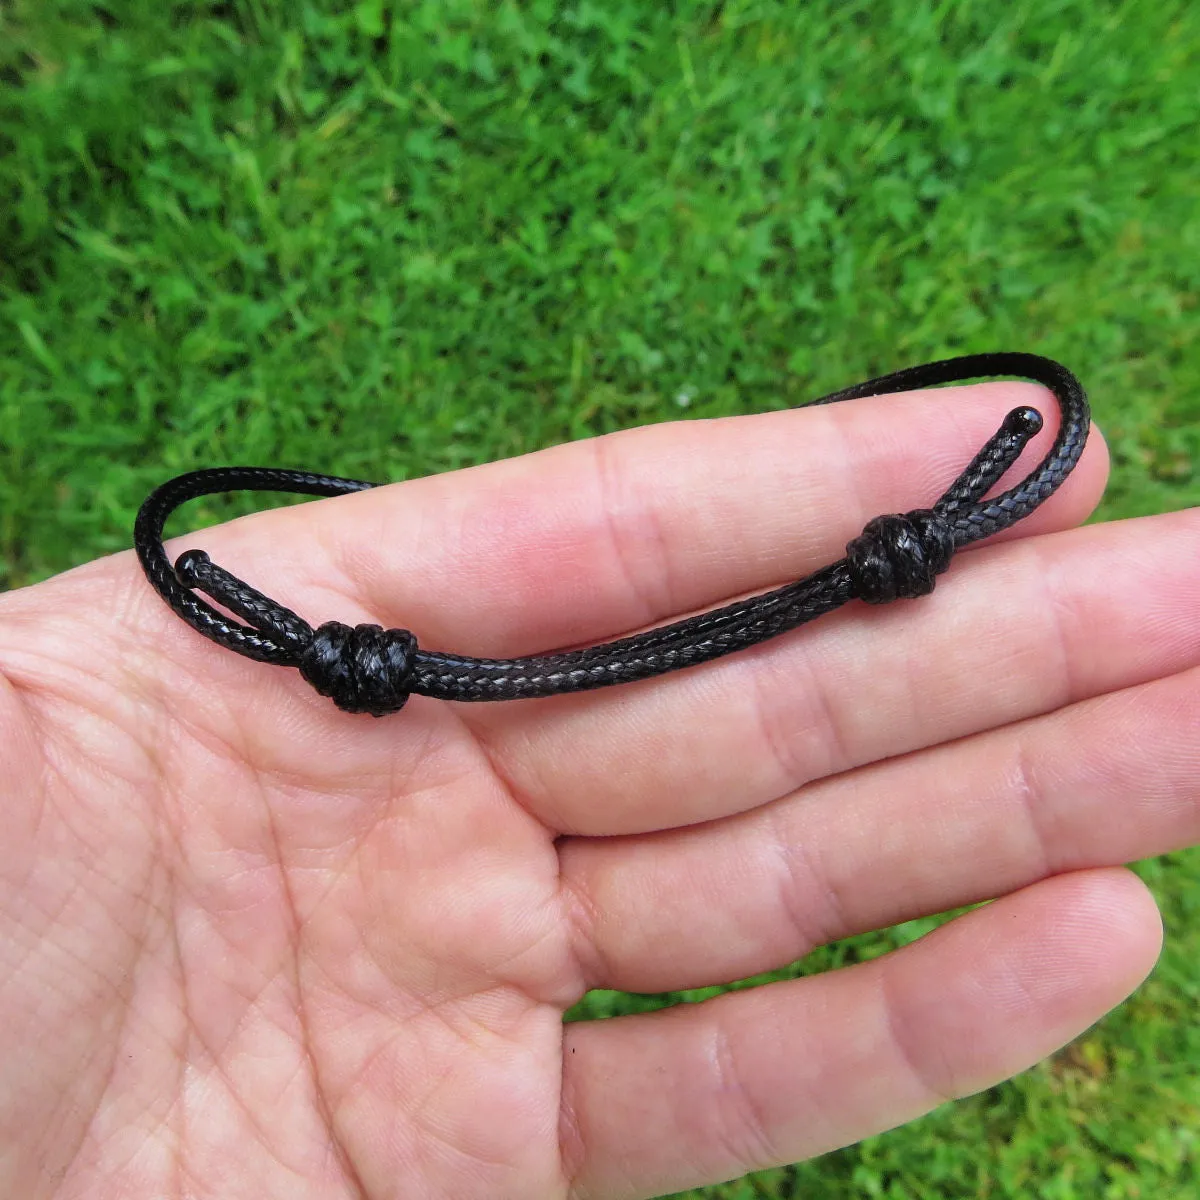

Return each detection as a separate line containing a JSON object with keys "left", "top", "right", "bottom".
{"left": 134, "top": 353, "right": 1090, "bottom": 715}
{"left": 298, "top": 622, "right": 418, "bottom": 717}
{"left": 846, "top": 508, "right": 956, "bottom": 604}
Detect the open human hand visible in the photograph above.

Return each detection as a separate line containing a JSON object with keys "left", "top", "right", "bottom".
{"left": 0, "top": 381, "right": 1195, "bottom": 1199}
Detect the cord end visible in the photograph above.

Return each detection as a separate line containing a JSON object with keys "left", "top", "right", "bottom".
{"left": 1002, "top": 405, "right": 1043, "bottom": 441}
{"left": 175, "top": 549, "right": 210, "bottom": 587}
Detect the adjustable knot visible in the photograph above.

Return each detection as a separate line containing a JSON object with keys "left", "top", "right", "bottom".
{"left": 846, "top": 509, "right": 956, "bottom": 605}
{"left": 298, "top": 621, "right": 418, "bottom": 717}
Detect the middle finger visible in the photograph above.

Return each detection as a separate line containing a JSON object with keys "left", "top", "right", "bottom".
{"left": 472, "top": 508, "right": 1200, "bottom": 835}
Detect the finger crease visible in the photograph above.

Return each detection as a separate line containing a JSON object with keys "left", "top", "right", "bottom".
{"left": 710, "top": 1017, "right": 780, "bottom": 1175}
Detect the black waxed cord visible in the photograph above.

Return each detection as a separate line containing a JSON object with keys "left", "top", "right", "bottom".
{"left": 135, "top": 352, "right": 1090, "bottom": 717}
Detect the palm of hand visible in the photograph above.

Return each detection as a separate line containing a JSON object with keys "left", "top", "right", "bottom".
{"left": 1, "top": 589, "right": 575, "bottom": 1198}
{"left": 0, "top": 386, "right": 1194, "bottom": 1200}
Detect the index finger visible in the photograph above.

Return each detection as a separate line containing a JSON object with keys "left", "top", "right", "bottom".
{"left": 171, "top": 379, "right": 1107, "bottom": 666}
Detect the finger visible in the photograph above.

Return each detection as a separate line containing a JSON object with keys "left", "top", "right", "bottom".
{"left": 101, "top": 380, "right": 1104, "bottom": 681}
{"left": 562, "top": 657, "right": 1200, "bottom": 992}
{"left": 560, "top": 868, "right": 1161, "bottom": 1200}
{"left": 476, "top": 506, "right": 1200, "bottom": 834}
{"left": 5, "top": 382, "right": 1105, "bottom": 783}
{"left": 292, "top": 381, "right": 1107, "bottom": 652}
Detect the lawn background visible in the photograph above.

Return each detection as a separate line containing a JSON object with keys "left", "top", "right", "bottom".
{"left": 2, "top": 1, "right": 1198, "bottom": 1195}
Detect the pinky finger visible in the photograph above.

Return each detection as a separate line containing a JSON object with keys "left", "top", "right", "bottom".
{"left": 559, "top": 868, "right": 1162, "bottom": 1200}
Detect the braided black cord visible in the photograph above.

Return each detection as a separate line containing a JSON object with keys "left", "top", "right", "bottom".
{"left": 135, "top": 352, "right": 1089, "bottom": 716}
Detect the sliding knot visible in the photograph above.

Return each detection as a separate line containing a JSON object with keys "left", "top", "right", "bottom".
{"left": 846, "top": 509, "right": 955, "bottom": 605}
{"left": 299, "top": 621, "right": 418, "bottom": 717}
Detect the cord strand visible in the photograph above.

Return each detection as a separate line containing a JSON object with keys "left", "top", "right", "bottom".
{"left": 134, "top": 352, "right": 1090, "bottom": 716}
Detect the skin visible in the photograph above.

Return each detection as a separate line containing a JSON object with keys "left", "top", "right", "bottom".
{"left": 0, "top": 380, "right": 1194, "bottom": 1200}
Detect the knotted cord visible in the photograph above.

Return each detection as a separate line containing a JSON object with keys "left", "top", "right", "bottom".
{"left": 135, "top": 352, "right": 1089, "bottom": 717}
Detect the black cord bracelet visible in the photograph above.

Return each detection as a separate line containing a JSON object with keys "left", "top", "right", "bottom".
{"left": 135, "top": 351, "right": 1089, "bottom": 718}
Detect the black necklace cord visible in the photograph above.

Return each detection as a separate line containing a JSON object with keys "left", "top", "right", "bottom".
{"left": 134, "top": 351, "right": 1089, "bottom": 717}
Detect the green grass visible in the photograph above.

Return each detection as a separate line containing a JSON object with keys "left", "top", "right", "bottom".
{"left": 2, "top": 0, "right": 1199, "bottom": 1195}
